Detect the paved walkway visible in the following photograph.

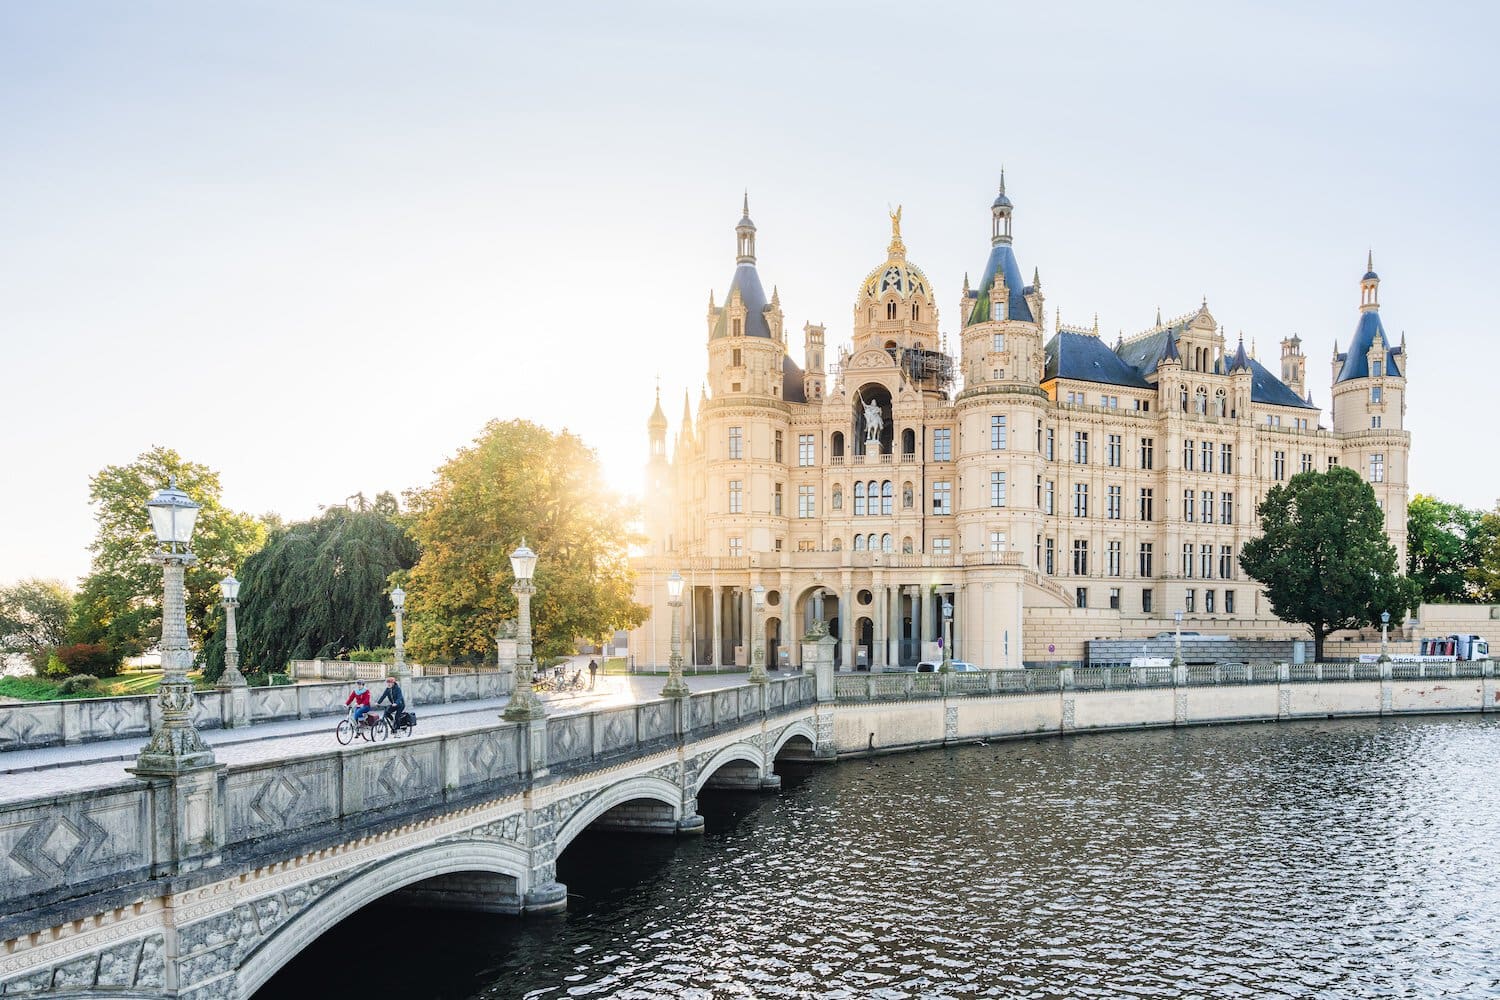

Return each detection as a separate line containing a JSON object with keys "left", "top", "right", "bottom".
{"left": 0, "top": 669, "right": 771, "bottom": 805}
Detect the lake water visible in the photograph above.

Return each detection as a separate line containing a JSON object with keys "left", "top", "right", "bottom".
{"left": 264, "top": 716, "right": 1500, "bottom": 998}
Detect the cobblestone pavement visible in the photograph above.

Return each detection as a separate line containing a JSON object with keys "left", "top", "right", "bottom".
{"left": 0, "top": 666, "right": 770, "bottom": 804}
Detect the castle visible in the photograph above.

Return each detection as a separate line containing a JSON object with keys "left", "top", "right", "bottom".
{"left": 630, "top": 182, "right": 1409, "bottom": 669}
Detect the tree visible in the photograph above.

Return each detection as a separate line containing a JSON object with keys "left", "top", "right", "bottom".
{"left": 200, "top": 494, "right": 418, "bottom": 679}
{"left": 1466, "top": 508, "right": 1500, "bottom": 603}
{"left": 1240, "top": 465, "right": 1417, "bottom": 662}
{"left": 72, "top": 446, "right": 268, "bottom": 671}
{"left": 1406, "top": 495, "right": 1483, "bottom": 603}
{"left": 0, "top": 579, "right": 73, "bottom": 660}
{"left": 403, "top": 419, "right": 646, "bottom": 663}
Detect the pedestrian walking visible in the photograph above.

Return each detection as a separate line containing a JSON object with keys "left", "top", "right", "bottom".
{"left": 588, "top": 658, "right": 598, "bottom": 689}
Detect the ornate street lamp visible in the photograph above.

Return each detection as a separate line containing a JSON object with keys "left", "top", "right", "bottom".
{"left": 391, "top": 585, "right": 411, "bottom": 693}
{"left": 749, "top": 585, "right": 768, "bottom": 684}
{"left": 217, "top": 573, "right": 246, "bottom": 689}
{"left": 662, "top": 570, "right": 690, "bottom": 698}
{"left": 1379, "top": 609, "right": 1391, "bottom": 664}
{"left": 1171, "top": 609, "right": 1184, "bottom": 668}
{"left": 133, "top": 477, "right": 216, "bottom": 774}
{"left": 941, "top": 597, "right": 954, "bottom": 672}
{"left": 502, "top": 540, "right": 546, "bottom": 721}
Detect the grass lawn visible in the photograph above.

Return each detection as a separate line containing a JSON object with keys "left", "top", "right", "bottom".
{"left": 0, "top": 670, "right": 214, "bottom": 701}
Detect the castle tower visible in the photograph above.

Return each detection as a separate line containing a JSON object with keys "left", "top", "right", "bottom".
{"left": 1280, "top": 334, "right": 1306, "bottom": 399}
{"left": 803, "top": 322, "right": 826, "bottom": 400}
{"left": 960, "top": 175, "right": 1045, "bottom": 391}
{"left": 644, "top": 386, "right": 671, "bottom": 556}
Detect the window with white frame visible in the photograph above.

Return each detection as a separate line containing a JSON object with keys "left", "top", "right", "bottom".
{"left": 1201, "top": 544, "right": 1213, "bottom": 579}
{"left": 729, "top": 536, "right": 743, "bottom": 557}
{"left": 1273, "top": 450, "right": 1286, "bottom": 480}
{"left": 1372, "top": 415, "right": 1382, "bottom": 429}
{"left": 773, "top": 482, "right": 783, "bottom": 516}
{"left": 881, "top": 480, "right": 893, "bottom": 515}
{"left": 1073, "top": 431, "right": 1089, "bottom": 464}
{"left": 1219, "top": 545, "right": 1233, "bottom": 579}
{"left": 798, "top": 485, "right": 816, "bottom": 518}
{"left": 728, "top": 426, "right": 743, "bottom": 459}
{"left": 1139, "top": 488, "right": 1154, "bottom": 521}
{"left": 991, "top": 415, "right": 1008, "bottom": 450}
{"left": 1045, "top": 428, "right": 1055, "bottom": 460}
{"left": 1370, "top": 453, "right": 1385, "bottom": 483}
{"left": 1185, "top": 588, "right": 1196, "bottom": 612}
{"left": 1045, "top": 537, "right": 1055, "bottom": 574}
{"left": 1205, "top": 589, "right": 1216, "bottom": 613}
{"left": 1225, "top": 589, "right": 1235, "bottom": 613}
{"left": 1371, "top": 386, "right": 1383, "bottom": 404}
{"left": 992, "top": 332, "right": 1005, "bottom": 352}
{"left": 1072, "top": 539, "right": 1089, "bottom": 575}
{"left": 798, "top": 434, "right": 815, "bottom": 466}
{"left": 1107, "top": 485, "right": 1122, "bottom": 520}
{"left": 729, "top": 479, "right": 743, "bottom": 513}
{"left": 1073, "top": 482, "right": 1088, "bottom": 517}
{"left": 1109, "top": 587, "right": 1121, "bottom": 609}
{"left": 933, "top": 428, "right": 952, "bottom": 462}
{"left": 1201, "top": 440, "right": 1212, "bottom": 471}
{"left": 1140, "top": 437, "right": 1154, "bottom": 469}
{"left": 854, "top": 481, "right": 865, "bottom": 516}
{"left": 1301, "top": 453, "right": 1313, "bottom": 473}
{"left": 1182, "top": 543, "right": 1194, "bottom": 577}
{"left": 1183, "top": 490, "right": 1195, "bottom": 522}
{"left": 932, "top": 480, "right": 952, "bottom": 515}
{"left": 1201, "top": 490, "right": 1214, "bottom": 524}
{"left": 1184, "top": 439, "right": 1195, "bottom": 471}
{"left": 1045, "top": 480, "right": 1055, "bottom": 515}
{"left": 1107, "top": 434, "right": 1122, "bottom": 467}
{"left": 1221, "top": 491, "right": 1234, "bottom": 524}
{"left": 1107, "top": 540, "right": 1122, "bottom": 577}
{"left": 990, "top": 531, "right": 1007, "bottom": 554}
{"left": 990, "top": 471, "right": 1007, "bottom": 508}
{"left": 933, "top": 537, "right": 952, "bottom": 556}
{"left": 1220, "top": 443, "right": 1233, "bottom": 474}
{"left": 1139, "top": 542, "right": 1154, "bottom": 576}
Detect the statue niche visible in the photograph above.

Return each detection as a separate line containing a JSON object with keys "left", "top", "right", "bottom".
{"left": 853, "top": 383, "right": 894, "bottom": 456}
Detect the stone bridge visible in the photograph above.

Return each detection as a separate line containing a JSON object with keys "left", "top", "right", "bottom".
{"left": 0, "top": 675, "right": 824, "bottom": 1000}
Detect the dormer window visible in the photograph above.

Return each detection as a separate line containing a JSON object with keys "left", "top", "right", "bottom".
{"left": 1373, "top": 359, "right": 1384, "bottom": 377}
{"left": 732, "top": 318, "right": 742, "bottom": 336}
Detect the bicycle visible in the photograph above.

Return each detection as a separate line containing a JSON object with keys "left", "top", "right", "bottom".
{"left": 336, "top": 707, "right": 391, "bottom": 745}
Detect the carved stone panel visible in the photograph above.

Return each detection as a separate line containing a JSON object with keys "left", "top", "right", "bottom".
{"left": 224, "top": 760, "right": 339, "bottom": 843}
{"left": 0, "top": 703, "right": 64, "bottom": 750}
{"left": 1, "top": 789, "right": 152, "bottom": 908}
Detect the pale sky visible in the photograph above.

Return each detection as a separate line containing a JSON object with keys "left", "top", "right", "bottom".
{"left": 2, "top": 1, "right": 1497, "bottom": 585}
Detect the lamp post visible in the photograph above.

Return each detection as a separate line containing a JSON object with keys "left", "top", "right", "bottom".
{"left": 941, "top": 597, "right": 954, "bottom": 672}
{"left": 217, "top": 573, "right": 246, "bottom": 689}
{"left": 662, "top": 570, "right": 690, "bottom": 698}
{"left": 502, "top": 540, "right": 546, "bottom": 722}
{"left": 1171, "top": 609, "right": 1184, "bottom": 668}
{"left": 749, "top": 585, "right": 768, "bottom": 684}
{"left": 133, "top": 477, "right": 216, "bottom": 775}
{"left": 391, "top": 585, "right": 411, "bottom": 695}
{"left": 1379, "top": 610, "right": 1391, "bottom": 664}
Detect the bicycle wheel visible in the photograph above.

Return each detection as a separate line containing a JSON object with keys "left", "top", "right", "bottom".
{"left": 371, "top": 716, "right": 390, "bottom": 741}
{"left": 336, "top": 719, "right": 354, "bottom": 745}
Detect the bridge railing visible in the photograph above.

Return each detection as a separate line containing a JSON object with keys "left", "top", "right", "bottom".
{"left": 830, "top": 661, "right": 1495, "bottom": 702}
{"left": 0, "top": 672, "right": 511, "bottom": 753}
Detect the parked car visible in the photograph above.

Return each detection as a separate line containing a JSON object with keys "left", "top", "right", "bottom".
{"left": 916, "top": 660, "right": 979, "bottom": 672}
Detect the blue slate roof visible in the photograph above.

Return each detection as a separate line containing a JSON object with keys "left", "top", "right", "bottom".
{"left": 782, "top": 354, "right": 806, "bottom": 403}
{"left": 1248, "top": 358, "right": 1317, "bottom": 409}
{"left": 1335, "top": 309, "right": 1403, "bottom": 382}
{"left": 1044, "top": 331, "right": 1153, "bottom": 389}
{"left": 966, "top": 243, "right": 1034, "bottom": 326}
{"left": 710, "top": 263, "right": 772, "bottom": 339}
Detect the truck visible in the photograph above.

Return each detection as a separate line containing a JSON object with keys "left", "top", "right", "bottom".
{"left": 1359, "top": 633, "right": 1489, "bottom": 664}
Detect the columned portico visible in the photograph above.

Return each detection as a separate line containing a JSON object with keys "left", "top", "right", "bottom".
{"left": 711, "top": 585, "right": 723, "bottom": 669}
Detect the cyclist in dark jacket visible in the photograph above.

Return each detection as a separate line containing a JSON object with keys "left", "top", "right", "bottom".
{"left": 378, "top": 676, "right": 406, "bottom": 732}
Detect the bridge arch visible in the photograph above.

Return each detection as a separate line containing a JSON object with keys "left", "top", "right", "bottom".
{"left": 553, "top": 775, "right": 684, "bottom": 855}
{"left": 693, "top": 741, "right": 767, "bottom": 795}
{"left": 769, "top": 719, "right": 818, "bottom": 760}
{"left": 238, "top": 839, "right": 530, "bottom": 998}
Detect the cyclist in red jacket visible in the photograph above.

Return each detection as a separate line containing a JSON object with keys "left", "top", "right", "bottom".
{"left": 345, "top": 680, "right": 373, "bottom": 726}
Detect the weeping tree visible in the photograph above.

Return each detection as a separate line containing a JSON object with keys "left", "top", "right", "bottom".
{"left": 201, "top": 493, "right": 418, "bottom": 679}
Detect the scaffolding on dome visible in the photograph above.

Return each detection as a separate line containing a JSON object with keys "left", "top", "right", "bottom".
{"left": 900, "top": 348, "right": 954, "bottom": 393}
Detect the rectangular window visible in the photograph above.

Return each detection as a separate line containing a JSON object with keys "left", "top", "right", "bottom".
{"left": 1073, "top": 431, "right": 1089, "bottom": 464}
{"left": 798, "top": 485, "right": 816, "bottom": 518}
{"left": 774, "top": 431, "right": 783, "bottom": 464}
{"left": 1142, "top": 588, "right": 1154, "bottom": 613}
{"left": 1221, "top": 491, "right": 1234, "bottom": 524}
{"left": 1220, "top": 443, "right": 1233, "bottom": 474}
{"left": 1107, "top": 540, "right": 1122, "bottom": 577}
{"left": 798, "top": 434, "right": 815, "bottom": 466}
{"left": 1135, "top": 399, "right": 1152, "bottom": 412}
{"left": 1373, "top": 359, "right": 1384, "bottom": 377}
{"left": 933, "top": 428, "right": 952, "bottom": 462}
{"left": 1201, "top": 440, "right": 1212, "bottom": 471}
{"left": 1301, "top": 453, "right": 1313, "bottom": 473}
{"left": 993, "top": 332, "right": 1005, "bottom": 352}
{"left": 1102, "top": 395, "right": 1119, "bottom": 409}
{"left": 1183, "top": 490, "right": 1195, "bottom": 523}
{"left": 1107, "top": 485, "right": 1122, "bottom": 520}
{"left": 1370, "top": 453, "right": 1385, "bottom": 483}
{"left": 728, "top": 480, "right": 743, "bottom": 513}
{"left": 1205, "top": 589, "right": 1216, "bottom": 613}
{"left": 1201, "top": 490, "right": 1214, "bottom": 525}
{"left": 1219, "top": 545, "right": 1233, "bottom": 580}
{"left": 1267, "top": 414, "right": 1282, "bottom": 427}
{"left": 989, "top": 530, "right": 1007, "bottom": 554}
{"left": 1073, "top": 483, "right": 1089, "bottom": 518}
{"left": 854, "top": 484, "right": 866, "bottom": 516}
{"left": 932, "top": 480, "right": 952, "bottom": 515}
{"left": 1273, "top": 450, "right": 1286, "bottom": 480}
{"left": 1107, "top": 434, "right": 1122, "bottom": 467}
{"left": 797, "top": 539, "right": 815, "bottom": 552}
{"left": 991, "top": 415, "right": 1008, "bottom": 450}
{"left": 1073, "top": 539, "right": 1089, "bottom": 575}
{"left": 1185, "top": 588, "right": 1196, "bottom": 613}
{"left": 1372, "top": 415, "right": 1383, "bottom": 429}
{"left": 1139, "top": 488, "right": 1154, "bottom": 522}
{"left": 1109, "top": 587, "right": 1121, "bottom": 609}
{"left": 1139, "top": 542, "right": 1154, "bottom": 577}
{"left": 1045, "top": 538, "right": 1055, "bottom": 575}
{"left": 881, "top": 485, "right": 893, "bottom": 516}
{"left": 1371, "top": 386, "right": 1383, "bottom": 404}
{"left": 773, "top": 482, "right": 783, "bottom": 516}
{"left": 728, "top": 426, "right": 743, "bottom": 459}
{"left": 1045, "top": 428, "right": 1055, "bottom": 461}
{"left": 1076, "top": 587, "right": 1089, "bottom": 609}
{"left": 1224, "top": 589, "right": 1235, "bottom": 614}
{"left": 933, "top": 537, "right": 952, "bottom": 556}
{"left": 729, "top": 536, "right": 743, "bottom": 557}
{"left": 1182, "top": 543, "right": 1194, "bottom": 577}
{"left": 1201, "top": 544, "right": 1213, "bottom": 579}
{"left": 990, "top": 471, "right": 1008, "bottom": 508}
{"left": 1328, "top": 456, "right": 1339, "bottom": 469}
{"left": 1140, "top": 437, "right": 1154, "bottom": 470}
{"left": 1045, "top": 480, "right": 1055, "bottom": 515}
{"left": 1183, "top": 439, "right": 1195, "bottom": 471}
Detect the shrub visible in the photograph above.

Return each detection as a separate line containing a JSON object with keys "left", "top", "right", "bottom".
{"left": 57, "top": 674, "right": 100, "bottom": 695}
{"left": 347, "top": 648, "right": 394, "bottom": 663}
{"left": 54, "top": 643, "right": 120, "bottom": 678}
{"left": 43, "top": 653, "right": 69, "bottom": 677}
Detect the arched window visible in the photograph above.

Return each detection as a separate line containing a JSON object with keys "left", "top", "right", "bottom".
{"left": 887, "top": 301, "right": 897, "bottom": 320}
{"left": 902, "top": 536, "right": 914, "bottom": 553}
{"left": 867, "top": 481, "right": 878, "bottom": 515}
{"left": 854, "top": 534, "right": 866, "bottom": 551}
{"left": 1195, "top": 387, "right": 1208, "bottom": 414}
{"left": 831, "top": 432, "right": 844, "bottom": 458}
{"left": 854, "top": 481, "right": 866, "bottom": 516}
{"left": 881, "top": 481, "right": 894, "bottom": 515}
{"left": 902, "top": 428, "right": 916, "bottom": 455}
{"left": 832, "top": 487, "right": 843, "bottom": 510}
{"left": 1215, "top": 389, "right": 1227, "bottom": 417}
{"left": 903, "top": 482, "right": 914, "bottom": 509}
{"left": 881, "top": 533, "right": 894, "bottom": 553}
{"left": 867, "top": 533, "right": 878, "bottom": 551}
{"left": 912, "top": 303, "right": 919, "bottom": 320}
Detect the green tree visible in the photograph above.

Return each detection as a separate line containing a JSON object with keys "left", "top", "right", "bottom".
{"left": 72, "top": 446, "right": 268, "bottom": 671}
{"left": 404, "top": 419, "right": 645, "bottom": 663}
{"left": 1240, "top": 465, "right": 1417, "bottom": 662}
{"left": 1466, "top": 508, "right": 1500, "bottom": 603}
{"left": 0, "top": 579, "right": 74, "bottom": 660}
{"left": 200, "top": 494, "right": 418, "bottom": 679}
{"left": 1406, "top": 494, "right": 1483, "bottom": 603}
